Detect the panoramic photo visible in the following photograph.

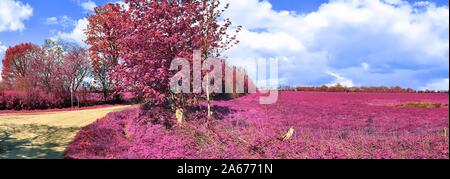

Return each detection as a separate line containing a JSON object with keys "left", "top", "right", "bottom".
{"left": 0, "top": 0, "right": 448, "bottom": 161}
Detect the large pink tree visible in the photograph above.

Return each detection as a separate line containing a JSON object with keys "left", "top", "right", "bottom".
{"left": 110, "top": 0, "right": 239, "bottom": 112}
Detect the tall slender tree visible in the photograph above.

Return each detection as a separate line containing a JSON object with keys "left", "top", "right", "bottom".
{"left": 62, "top": 48, "right": 90, "bottom": 108}
{"left": 86, "top": 3, "right": 123, "bottom": 101}
{"left": 198, "top": 0, "right": 241, "bottom": 118}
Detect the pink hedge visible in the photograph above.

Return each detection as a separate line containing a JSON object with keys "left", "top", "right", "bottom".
{"left": 0, "top": 90, "right": 65, "bottom": 110}
{"left": 0, "top": 90, "right": 138, "bottom": 110}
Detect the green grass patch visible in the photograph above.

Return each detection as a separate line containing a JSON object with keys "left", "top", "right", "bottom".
{"left": 396, "top": 103, "right": 443, "bottom": 109}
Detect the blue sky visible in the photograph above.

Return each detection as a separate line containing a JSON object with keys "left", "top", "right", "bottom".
{"left": 0, "top": 0, "right": 449, "bottom": 90}
{"left": 268, "top": 0, "right": 448, "bottom": 12}
{"left": 0, "top": 0, "right": 111, "bottom": 46}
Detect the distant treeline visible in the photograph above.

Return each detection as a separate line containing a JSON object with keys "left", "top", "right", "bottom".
{"left": 278, "top": 84, "right": 448, "bottom": 93}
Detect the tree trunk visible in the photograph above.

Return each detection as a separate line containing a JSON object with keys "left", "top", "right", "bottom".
{"left": 70, "top": 89, "right": 74, "bottom": 108}
{"left": 206, "top": 72, "right": 212, "bottom": 118}
{"left": 176, "top": 108, "right": 184, "bottom": 124}
{"left": 103, "top": 89, "right": 108, "bottom": 103}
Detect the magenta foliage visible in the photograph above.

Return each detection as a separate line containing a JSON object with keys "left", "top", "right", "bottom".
{"left": 0, "top": 90, "right": 136, "bottom": 110}
{"left": 64, "top": 109, "right": 135, "bottom": 159}
{"left": 65, "top": 108, "right": 198, "bottom": 159}
{"left": 65, "top": 92, "right": 449, "bottom": 159}
{"left": 0, "top": 89, "right": 64, "bottom": 110}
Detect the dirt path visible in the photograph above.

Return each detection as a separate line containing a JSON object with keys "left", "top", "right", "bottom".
{"left": 0, "top": 105, "right": 132, "bottom": 159}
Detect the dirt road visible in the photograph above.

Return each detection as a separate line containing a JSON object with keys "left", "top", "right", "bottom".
{"left": 0, "top": 105, "right": 132, "bottom": 159}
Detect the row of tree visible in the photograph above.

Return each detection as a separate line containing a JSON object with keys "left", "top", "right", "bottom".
{"left": 0, "top": 40, "right": 95, "bottom": 108}
{"left": 1, "top": 0, "right": 245, "bottom": 116}
{"left": 280, "top": 84, "right": 447, "bottom": 93}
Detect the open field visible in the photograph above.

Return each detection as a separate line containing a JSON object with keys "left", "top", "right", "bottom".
{"left": 1, "top": 92, "right": 448, "bottom": 159}
{"left": 0, "top": 105, "right": 132, "bottom": 159}
{"left": 66, "top": 92, "right": 449, "bottom": 159}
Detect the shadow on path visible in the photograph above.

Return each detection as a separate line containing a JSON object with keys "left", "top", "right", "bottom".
{"left": 0, "top": 125, "right": 80, "bottom": 159}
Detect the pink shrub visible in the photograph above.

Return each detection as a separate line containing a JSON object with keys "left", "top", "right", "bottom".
{"left": 0, "top": 90, "right": 22, "bottom": 110}
{"left": 0, "top": 89, "right": 63, "bottom": 110}
{"left": 0, "top": 89, "right": 137, "bottom": 110}
{"left": 119, "top": 92, "right": 137, "bottom": 102}
{"left": 64, "top": 111, "right": 133, "bottom": 159}
{"left": 76, "top": 92, "right": 104, "bottom": 106}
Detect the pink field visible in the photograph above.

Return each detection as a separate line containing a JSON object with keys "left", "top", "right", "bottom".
{"left": 65, "top": 92, "right": 449, "bottom": 159}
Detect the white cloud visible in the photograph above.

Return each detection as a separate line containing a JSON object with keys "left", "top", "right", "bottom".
{"left": 0, "top": 41, "right": 5, "bottom": 72}
{"left": 326, "top": 71, "right": 355, "bottom": 87}
{"left": 45, "top": 16, "right": 75, "bottom": 29}
{"left": 0, "top": 0, "right": 33, "bottom": 32}
{"left": 55, "top": 18, "right": 88, "bottom": 46}
{"left": 237, "top": 30, "right": 305, "bottom": 52}
{"left": 80, "top": 0, "right": 97, "bottom": 12}
{"left": 45, "top": 17, "right": 58, "bottom": 25}
{"left": 114, "top": 1, "right": 129, "bottom": 10}
{"left": 361, "top": 62, "right": 370, "bottom": 70}
{"left": 420, "top": 78, "right": 449, "bottom": 91}
{"left": 222, "top": 0, "right": 449, "bottom": 89}
{"left": 0, "top": 41, "right": 7, "bottom": 54}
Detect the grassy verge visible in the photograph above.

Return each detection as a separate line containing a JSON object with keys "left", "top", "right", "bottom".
{"left": 396, "top": 103, "right": 446, "bottom": 109}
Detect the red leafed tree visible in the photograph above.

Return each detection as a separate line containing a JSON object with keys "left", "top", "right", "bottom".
{"left": 110, "top": 0, "right": 239, "bottom": 113}
{"left": 86, "top": 3, "right": 123, "bottom": 101}
{"left": 1, "top": 43, "right": 43, "bottom": 90}
{"left": 62, "top": 48, "right": 90, "bottom": 108}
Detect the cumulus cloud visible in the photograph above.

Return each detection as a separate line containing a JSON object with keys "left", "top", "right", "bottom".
{"left": 0, "top": 0, "right": 33, "bottom": 32}
{"left": 0, "top": 41, "right": 7, "bottom": 54}
{"left": 55, "top": 18, "right": 88, "bottom": 46}
{"left": 45, "top": 15, "right": 76, "bottom": 29}
{"left": 0, "top": 41, "right": 5, "bottom": 71}
{"left": 420, "top": 78, "right": 449, "bottom": 91}
{"left": 80, "top": 0, "right": 97, "bottom": 12}
{"left": 222, "top": 0, "right": 449, "bottom": 89}
{"left": 326, "top": 71, "right": 355, "bottom": 87}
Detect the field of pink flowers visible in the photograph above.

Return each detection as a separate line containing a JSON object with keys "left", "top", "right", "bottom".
{"left": 65, "top": 92, "right": 449, "bottom": 159}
